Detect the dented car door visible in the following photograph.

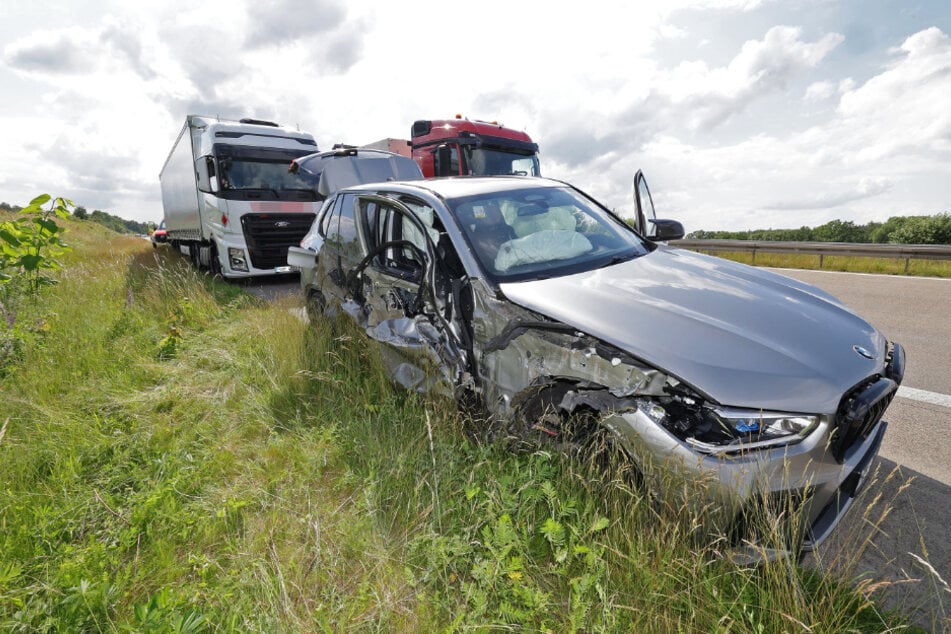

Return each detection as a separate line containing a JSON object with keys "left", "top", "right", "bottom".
{"left": 334, "top": 193, "right": 469, "bottom": 392}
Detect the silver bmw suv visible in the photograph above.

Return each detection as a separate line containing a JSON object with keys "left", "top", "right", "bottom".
{"left": 288, "top": 175, "right": 903, "bottom": 558}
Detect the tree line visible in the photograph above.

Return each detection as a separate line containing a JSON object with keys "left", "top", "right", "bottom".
{"left": 686, "top": 213, "right": 951, "bottom": 245}
{"left": 1, "top": 201, "right": 152, "bottom": 236}
{"left": 5, "top": 199, "right": 949, "bottom": 245}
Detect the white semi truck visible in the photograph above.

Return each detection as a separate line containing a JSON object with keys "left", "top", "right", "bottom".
{"left": 159, "top": 115, "right": 320, "bottom": 278}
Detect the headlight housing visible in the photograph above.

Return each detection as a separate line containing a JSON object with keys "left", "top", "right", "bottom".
{"left": 228, "top": 247, "right": 249, "bottom": 272}
{"left": 637, "top": 398, "right": 818, "bottom": 454}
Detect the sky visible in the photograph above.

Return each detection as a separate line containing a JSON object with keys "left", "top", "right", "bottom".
{"left": 1, "top": 0, "right": 949, "bottom": 232}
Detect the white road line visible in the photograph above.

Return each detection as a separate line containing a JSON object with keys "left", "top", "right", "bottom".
{"left": 897, "top": 386, "right": 951, "bottom": 409}
{"left": 767, "top": 267, "right": 951, "bottom": 281}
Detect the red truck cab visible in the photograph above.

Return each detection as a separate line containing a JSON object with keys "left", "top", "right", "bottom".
{"left": 410, "top": 115, "right": 540, "bottom": 178}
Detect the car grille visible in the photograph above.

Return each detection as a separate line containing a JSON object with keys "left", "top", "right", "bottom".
{"left": 831, "top": 376, "right": 897, "bottom": 463}
{"left": 240, "top": 213, "right": 316, "bottom": 270}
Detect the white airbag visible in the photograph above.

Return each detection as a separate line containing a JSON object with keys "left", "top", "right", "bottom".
{"left": 495, "top": 230, "right": 593, "bottom": 271}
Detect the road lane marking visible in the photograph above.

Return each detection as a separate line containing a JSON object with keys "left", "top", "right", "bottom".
{"left": 897, "top": 386, "right": 951, "bottom": 409}
{"left": 767, "top": 267, "right": 951, "bottom": 282}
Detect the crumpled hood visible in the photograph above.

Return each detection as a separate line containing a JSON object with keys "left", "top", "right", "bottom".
{"left": 498, "top": 247, "right": 887, "bottom": 413}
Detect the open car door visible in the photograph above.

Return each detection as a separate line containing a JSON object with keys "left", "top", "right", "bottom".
{"left": 632, "top": 170, "right": 685, "bottom": 242}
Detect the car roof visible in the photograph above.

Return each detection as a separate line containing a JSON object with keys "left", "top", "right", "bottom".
{"left": 340, "top": 176, "right": 569, "bottom": 200}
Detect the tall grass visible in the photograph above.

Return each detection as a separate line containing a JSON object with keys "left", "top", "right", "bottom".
{"left": 0, "top": 224, "right": 935, "bottom": 631}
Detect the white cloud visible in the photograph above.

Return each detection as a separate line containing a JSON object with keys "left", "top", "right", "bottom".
{"left": 4, "top": 27, "right": 102, "bottom": 75}
{"left": 764, "top": 177, "right": 893, "bottom": 210}
{"left": 0, "top": 1, "right": 948, "bottom": 233}
{"left": 805, "top": 80, "right": 836, "bottom": 101}
{"left": 659, "top": 26, "right": 843, "bottom": 130}
{"left": 835, "top": 27, "right": 951, "bottom": 161}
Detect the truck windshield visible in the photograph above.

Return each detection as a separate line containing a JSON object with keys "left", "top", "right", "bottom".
{"left": 215, "top": 146, "right": 313, "bottom": 196}
{"left": 463, "top": 147, "right": 540, "bottom": 177}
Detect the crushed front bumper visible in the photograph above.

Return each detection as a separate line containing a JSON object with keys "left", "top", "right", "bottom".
{"left": 604, "top": 405, "right": 889, "bottom": 560}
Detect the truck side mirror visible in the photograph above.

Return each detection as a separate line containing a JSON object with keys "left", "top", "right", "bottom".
{"left": 195, "top": 156, "right": 218, "bottom": 193}
{"left": 433, "top": 144, "right": 454, "bottom": 177}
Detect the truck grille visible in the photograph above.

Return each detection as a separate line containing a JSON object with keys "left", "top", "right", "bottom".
{"left": 240, "top": 213, "right": 316, "bottom": 270}
{"left": 831, "top": 376, "right": 897, "bottom": 463}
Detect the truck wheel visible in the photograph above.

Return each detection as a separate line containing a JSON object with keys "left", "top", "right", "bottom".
{"left": 209, "top": 245, "right": 222, "bottom": 277}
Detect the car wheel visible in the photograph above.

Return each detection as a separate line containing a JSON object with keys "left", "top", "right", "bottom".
{"left": 512, "top": 383, "right": 643, "bottom": 487}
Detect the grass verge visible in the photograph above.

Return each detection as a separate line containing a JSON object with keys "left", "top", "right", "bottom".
{"left": 685, "top": 249, "right": 951, "bottom": 277}
{"left": 0, "top": 224, "right": 937, "bottom": 632}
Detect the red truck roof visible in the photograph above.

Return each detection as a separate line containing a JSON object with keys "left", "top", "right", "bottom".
{"left": 411, "top": 117, "right": 537, "bottom": 152}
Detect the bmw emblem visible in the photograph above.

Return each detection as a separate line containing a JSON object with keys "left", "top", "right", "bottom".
{"left": 852, "top": 345, "right": 874, "bottom": 360}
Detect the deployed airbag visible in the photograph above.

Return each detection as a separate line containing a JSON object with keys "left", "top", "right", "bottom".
{"left": 495, "top": 230, "right": 593, "bottom": 271}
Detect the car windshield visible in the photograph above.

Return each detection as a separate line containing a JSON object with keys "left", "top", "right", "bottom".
{"left": 447, "top": 185, "right": 650, "bottom": 283}
{"left": 463, "top": 146, "right": 540, "bottom": 176}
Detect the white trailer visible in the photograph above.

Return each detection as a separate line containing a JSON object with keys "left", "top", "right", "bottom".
{"left": 159, "top": 115, "right": 320, "bottom": 278}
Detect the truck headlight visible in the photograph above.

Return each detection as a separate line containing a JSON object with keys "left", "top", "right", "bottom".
{"left": 228, "top": 248, "right": 249, "bottom": 272}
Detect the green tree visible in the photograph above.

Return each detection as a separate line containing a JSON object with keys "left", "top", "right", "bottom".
{"left": 813, "top": 219, "right": 859, "bottom": 242}
{"left": 87, "top": 209, "right": 150, "bottom": 235}
{"left": 73, "top": 205, "right": 88, "bottom": 220}
{"left": 889, "top": 213, "right": 951, "bottom": 244}
{"left": 686, "top": 214, "right": 949, "bottom": 244}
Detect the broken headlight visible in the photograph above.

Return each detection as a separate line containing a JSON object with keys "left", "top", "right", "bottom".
{"left": 638, "top": 398, "right": 818, "bottom": 453}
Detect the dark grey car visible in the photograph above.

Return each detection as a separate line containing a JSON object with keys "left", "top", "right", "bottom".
{"left": 288, "top": 176, "right": 904, "bottom": 558}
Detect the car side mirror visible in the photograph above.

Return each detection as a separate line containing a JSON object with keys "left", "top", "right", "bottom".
{"left": 649, "top": 218, "right": 685, "bottom": 241}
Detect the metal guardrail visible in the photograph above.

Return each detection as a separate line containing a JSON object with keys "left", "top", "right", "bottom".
{"left": 678, "top": 240, "right": 951, "bottom": 272}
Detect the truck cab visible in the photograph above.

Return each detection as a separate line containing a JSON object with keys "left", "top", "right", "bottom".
{"left": 410, "top": 116, "right": 540, "bottom": 178}
{"left": 160, "top": 115, "right": 320, "bottom": 278}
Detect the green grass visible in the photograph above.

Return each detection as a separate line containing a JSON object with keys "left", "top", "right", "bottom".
{"left": 0, "top": 220, "right": 941, "bottom": 632}
{"left": 685, "top": 249, "right": 951, "bottom": 277}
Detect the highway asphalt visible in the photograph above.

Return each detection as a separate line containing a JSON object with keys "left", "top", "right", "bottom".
{"left": 769, "top": 268, "right": 950, "bottom": 631}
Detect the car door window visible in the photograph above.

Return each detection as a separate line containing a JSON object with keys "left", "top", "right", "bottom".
{"left": 317, "top": 196, "right": 339, "bottom": 237}
{"left": 325, "top": 193, "right": 363, "bottom": 272}
{"left": 635, "top": 172, "right": 657, "bottom": 238}
{"left": 358, "top": 198, "right": 429, "bottom": 279}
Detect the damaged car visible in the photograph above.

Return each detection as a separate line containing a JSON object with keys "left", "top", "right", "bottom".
{"left": 288, "top": 175, "right": 904, "bottom": 557}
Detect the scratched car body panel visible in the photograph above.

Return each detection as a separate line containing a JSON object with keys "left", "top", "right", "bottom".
{"left": 289, "top": 176, "right": 904, "bottom": 557}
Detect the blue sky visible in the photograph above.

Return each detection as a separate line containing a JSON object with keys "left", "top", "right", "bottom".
{"left": 1, "top": 0, "right": 949, "bottom": 232}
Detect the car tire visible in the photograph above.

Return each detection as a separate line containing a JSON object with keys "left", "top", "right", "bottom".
{"left": 512, "top": 383, "right": 643, "bottom": 487}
